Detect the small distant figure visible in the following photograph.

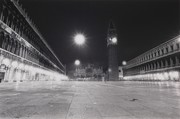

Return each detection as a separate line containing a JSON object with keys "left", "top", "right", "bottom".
{"left": 102, "top": 77, "right": 105, "bottom": 82}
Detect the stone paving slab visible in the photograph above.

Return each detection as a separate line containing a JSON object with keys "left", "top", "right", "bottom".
{"left": 0, "top": 81, "right": 180, "bottom": 119}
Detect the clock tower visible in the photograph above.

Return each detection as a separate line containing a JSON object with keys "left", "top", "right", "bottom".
{"left": 107, "top": 21, "right": 119, "bottom": 81}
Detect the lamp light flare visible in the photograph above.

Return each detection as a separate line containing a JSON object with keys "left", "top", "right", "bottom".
{"left": 124, "top": 71, "right": 179, "bottom": 81}
{"left": 112, "top": 37, "right": 117, "bottom": 43}
{"left": 2, "top": 58, "right": 10, "bottom": 66}
{"left": 11, "top": 61, "right": 18, "bottom": 68}
{"left": 122, "top": 61, "right": 127, "bottom": 65}
{"left": 74, "top": 34, "right": 85, "bottom": 45}
{"left": 18, "top": 63, "right": 24, "bottom": 69}
{"left": 75, "top": 59, "right": 80, "bottom": 66}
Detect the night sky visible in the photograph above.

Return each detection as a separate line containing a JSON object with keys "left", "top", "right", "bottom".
{"left": 20, "top": 0, "right": 179, "bottom": 67}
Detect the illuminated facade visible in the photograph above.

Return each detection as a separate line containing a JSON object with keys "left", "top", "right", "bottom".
{"left": 123, "top": 35, "right": 180, "bottom": 81}
{"left": 0, "top": 0, "right": 67, "bottom": 82}
{"left": 74, "top": 64, "right": 104, "bottom": 80}
{"left": 107, "top": 21, "right": 119, "bottom": 81}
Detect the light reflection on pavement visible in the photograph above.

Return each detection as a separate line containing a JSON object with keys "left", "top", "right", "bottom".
{"left": 0, "top": 81, "right": 180, "bottom": 119}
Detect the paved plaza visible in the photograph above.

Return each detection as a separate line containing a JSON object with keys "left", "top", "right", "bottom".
{"left": 0, "top": 81, "right": 180, "bottom": 119}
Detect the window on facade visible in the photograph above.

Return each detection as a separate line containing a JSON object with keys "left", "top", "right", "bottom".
{"left": 151, "top": 53, "right": 153, "bottom": 58}
{"left": 166, "top": 47, "right": 168, "bottom": 53}
{"left": 170, "top": 45, "right": 174, "bottom": 51}
{"left": 176, "top": 43, "right": 179, "bottom": 50}
{"left": 154, "top": 52, "right": 156, "bottom": 57}
{"left": 158, "top": 50, "right": 160, "bottom": 56}
{"left": 2, "top": 35, "right": 8, "bottom": 50}
{"left": 0, "top": 32, "right": 4, "bottom": 48}
{"left": 0, "top": 4, "right": 3, "bottom": 20}
{"left": 161, "top": 49, "right": 164, "bottom": 54}
{"left": 7, "top": 38, "right": 12, "bottom": 51}
{"left": 3, "top": 8, "right": 9, "bottom": 23}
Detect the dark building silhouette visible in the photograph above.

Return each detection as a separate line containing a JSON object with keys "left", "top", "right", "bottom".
{"left": 107, "top": 21, "right": 119, "bottom": 81}
{"left": 73, "top": 64, "right": 104, "bottom": 80}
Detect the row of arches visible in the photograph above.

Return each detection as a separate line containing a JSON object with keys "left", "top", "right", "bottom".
{"left": 0, "top": 3, "right": 45, "bottom": 59}
{"left": 0, "top": 31, "right": 60, "bottom": 72}
{"left": 139, "top": 42, "right": 180, "bottom": 64}
{"left": 1, "top": 4, "right": 29, "bottom": 38}
{"left": 0, "top": 56, "right": 64, "bottom": 82}
{"left": 126, "top": 36, "right": 180, "bottom": 69}
{"left": 0, "top": 1, "right": 64, "bottom": 73}
{"left": 140, "top": 56, "right": 178, "bottom": 72}
{"left": 0, "top": 31, "right": 39, "bottom": 64}
{"left": 124, "top": 54, "right": 180, "bottom": 76}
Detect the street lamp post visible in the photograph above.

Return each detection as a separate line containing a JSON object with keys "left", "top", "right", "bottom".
{"left": 73, "top": 33, "right": 86, "bottom": 80}
{"left": 74, "top": 59, "right": 81, "bottom": 80}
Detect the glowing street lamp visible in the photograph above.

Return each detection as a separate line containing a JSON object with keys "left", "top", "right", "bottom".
{"left": 112, "top": 37, "right": 117, "bottom": 44}
{"left": 74, "top": 33, "right": 85, "bottom": 45}
{"left": 108, "top": 68, "right": 112, "bottom": 72}
{"left": 74, "top": 59, "right": 80, "bottom": 66}
{"left": 122, "top": 61, "right": 127, "bottom": 66}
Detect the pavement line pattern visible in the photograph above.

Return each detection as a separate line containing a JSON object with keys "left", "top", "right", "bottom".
{"left": 0, "top": 81, "right": 180, "bottom": 119}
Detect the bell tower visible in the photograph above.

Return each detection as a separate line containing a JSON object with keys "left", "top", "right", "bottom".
{"left": 107, "top": 21, "right": 119, "bottom": 81}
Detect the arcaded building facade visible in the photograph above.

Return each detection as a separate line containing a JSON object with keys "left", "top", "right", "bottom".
{"left": 0, "top": 0, "right": 67, "bottom": 82}
{"left": 123, "top": 35, "right": 180, "bottom": 81}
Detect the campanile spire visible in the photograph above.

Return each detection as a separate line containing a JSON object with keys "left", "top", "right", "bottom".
{"left": 107, "top": 21, "right": 119, "bottom": 81}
